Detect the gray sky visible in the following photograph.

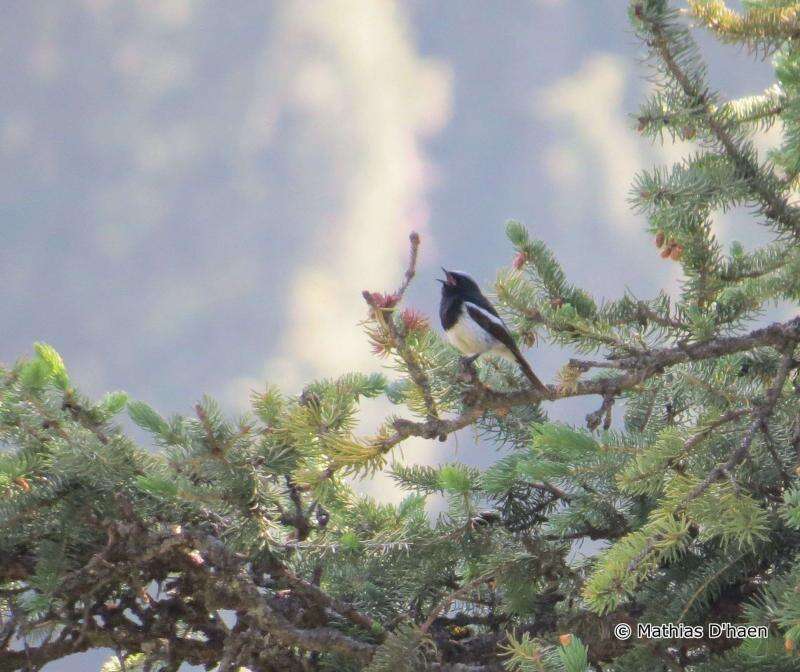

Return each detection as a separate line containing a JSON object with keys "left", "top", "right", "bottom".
{"left": 0, "top": 2, "right": 779, "bottom": 669}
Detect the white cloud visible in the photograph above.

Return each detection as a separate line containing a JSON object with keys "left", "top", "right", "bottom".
{"left": 221, "top": 0, "right": 454, "bottom": 500}
{"left": 141, "top": 0, "right": 193, "bottom": 27}
{"left": 537, "top": 52, "right": 788, "bottom": 233}
{"left": 226, "top": 0, "right": 450, "bottom": 388}
{"left": 536, "top": 54, "right": 646, "bottom": 233}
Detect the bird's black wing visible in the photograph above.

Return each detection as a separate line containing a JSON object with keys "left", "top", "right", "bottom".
{"left": 465, "top": 303, "right": 516, "bottom": 351}
{"left": 466, "top": 302, "right": 548, "bottom": 393}
{"left": 467, "top": 291, "right": 501, "bottom": 318}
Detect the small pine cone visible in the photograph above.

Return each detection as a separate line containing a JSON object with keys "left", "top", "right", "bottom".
{"left": 185, "top": 549, "right": 205, "bottom": 566}
{"left": 682, "top": 125, "right": 696, "bottom": 140}
{"left": 669, "top": 244, "right": 684, "bottom": 261}
{"left": 512, "top": 251, "right": 527, "bottom": 270}
{"left": 660, "top": 246, "right": 673, "bottom": 259}
{"left": 786, "top": 638, "right": 796, "bottom": 653}
{"left": 13, "top": 477, "right": 31, "bottom": 492}
{"left": 655, "top": 231, "right": 665, "bottom": 248}
{"left": 559, "top": 634, "right": 573, "bottom": 647}
{"left": 550, "top": 297, "right": 564, "bottom": 308}
{"left": 449, "top": 625, "right": 472, "bottom": 640}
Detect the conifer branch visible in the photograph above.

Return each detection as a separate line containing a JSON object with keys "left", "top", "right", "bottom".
{"left": 682, "top": 407, "right": 747, "bottom": 452}
{"left": 0, "top": 520, "right": 380, "bottom": 669}
{"left": 683, "top": 344, "right": 797, "bottom": 503}
{"left": 687, "top": 1, "right": 800, "bottom": 53}
{"left": 380, "top": 317, "right": 800, "bottom": 451}
{"left": 635, "top": 301, "right": 686, "bottom": 330}
{"left": 6, "top": 3, "right": 800, "bottom": 669}
{"left": 270, "top": 564, "right": 385, "bottom": 640}
{"left": 618, "top": 344, "right": 796, "bottom": 587}
{"left": 637, "top": 2, "right": 800, "bottom": 235}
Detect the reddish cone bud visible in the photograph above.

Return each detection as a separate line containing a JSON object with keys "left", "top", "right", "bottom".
{"left": 368, "top": 292, "right": 400, "bottom": 309}
{"left": 400, "top": 308, "right": 429, "bottom": 333}
{"left": 670, "top": 244, "right": 684, "bottom": 261}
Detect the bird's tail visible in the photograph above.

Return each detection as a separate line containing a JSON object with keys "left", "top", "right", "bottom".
{"left": 508, "top": 347, "right": 549, "bottom": 394}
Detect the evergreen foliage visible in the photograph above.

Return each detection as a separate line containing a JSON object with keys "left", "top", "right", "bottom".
{"left": 3, "top": 1, "right": 800, "bottom": 670}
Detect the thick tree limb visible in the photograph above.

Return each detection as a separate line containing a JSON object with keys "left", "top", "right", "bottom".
{"left": 376, "top": 317, "right": 800, "bottom": 452}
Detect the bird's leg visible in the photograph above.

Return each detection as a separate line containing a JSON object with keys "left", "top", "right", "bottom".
{"left": 458, "top": 354, "right": 481, "bottom": 383}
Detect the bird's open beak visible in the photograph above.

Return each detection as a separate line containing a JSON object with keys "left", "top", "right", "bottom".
{"left": 440, "top": 267, "right": 456, "bottom": 286}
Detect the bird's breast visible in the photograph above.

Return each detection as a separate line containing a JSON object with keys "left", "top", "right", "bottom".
{"left": 445, "top": 309, "right": 497, "bottom": 356}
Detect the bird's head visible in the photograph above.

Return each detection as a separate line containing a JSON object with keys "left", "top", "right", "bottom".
{"left": 439, "top": 268, "right": 482, "bottom": 297}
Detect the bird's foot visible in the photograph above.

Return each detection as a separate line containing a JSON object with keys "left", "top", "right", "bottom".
{"left": 458, "top": 355, "right": 480, "bottom": 383}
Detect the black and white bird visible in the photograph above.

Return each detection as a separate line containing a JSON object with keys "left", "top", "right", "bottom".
{"left": 439, "top": 268, "right": 548, "bottom": 393}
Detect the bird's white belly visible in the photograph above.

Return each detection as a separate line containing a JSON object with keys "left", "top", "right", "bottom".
{"left": 446, "top": 314, "right": 498, "bottom": 356}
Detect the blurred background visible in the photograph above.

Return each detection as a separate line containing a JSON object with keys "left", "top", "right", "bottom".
{"left": 1, "top": 1, "right": 783, "bottom": 669}
{"left": 1, "top": 0, "right": 781, "bottom": 487}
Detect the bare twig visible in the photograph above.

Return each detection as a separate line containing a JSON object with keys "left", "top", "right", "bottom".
{"left": 586, "top": 393, "right": 615, "bottom": 431}
{"left": 421, "top": 574, "right": 495, "bottom": 634}
{"left": 397, "top": 231, "right": 421, "bottom": 300}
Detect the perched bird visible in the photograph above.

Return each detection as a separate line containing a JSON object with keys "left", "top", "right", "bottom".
{"left": 438, "top": 268, "right": 548, "bottom": 393}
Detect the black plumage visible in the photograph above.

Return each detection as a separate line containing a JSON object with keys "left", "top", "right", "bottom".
{"left": 438, "top": 268, "right": 547, "bottom": 393}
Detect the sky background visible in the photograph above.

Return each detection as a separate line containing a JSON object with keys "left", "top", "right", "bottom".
{"left": 0, "top": 1, "right": 784, "bottom": 669}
